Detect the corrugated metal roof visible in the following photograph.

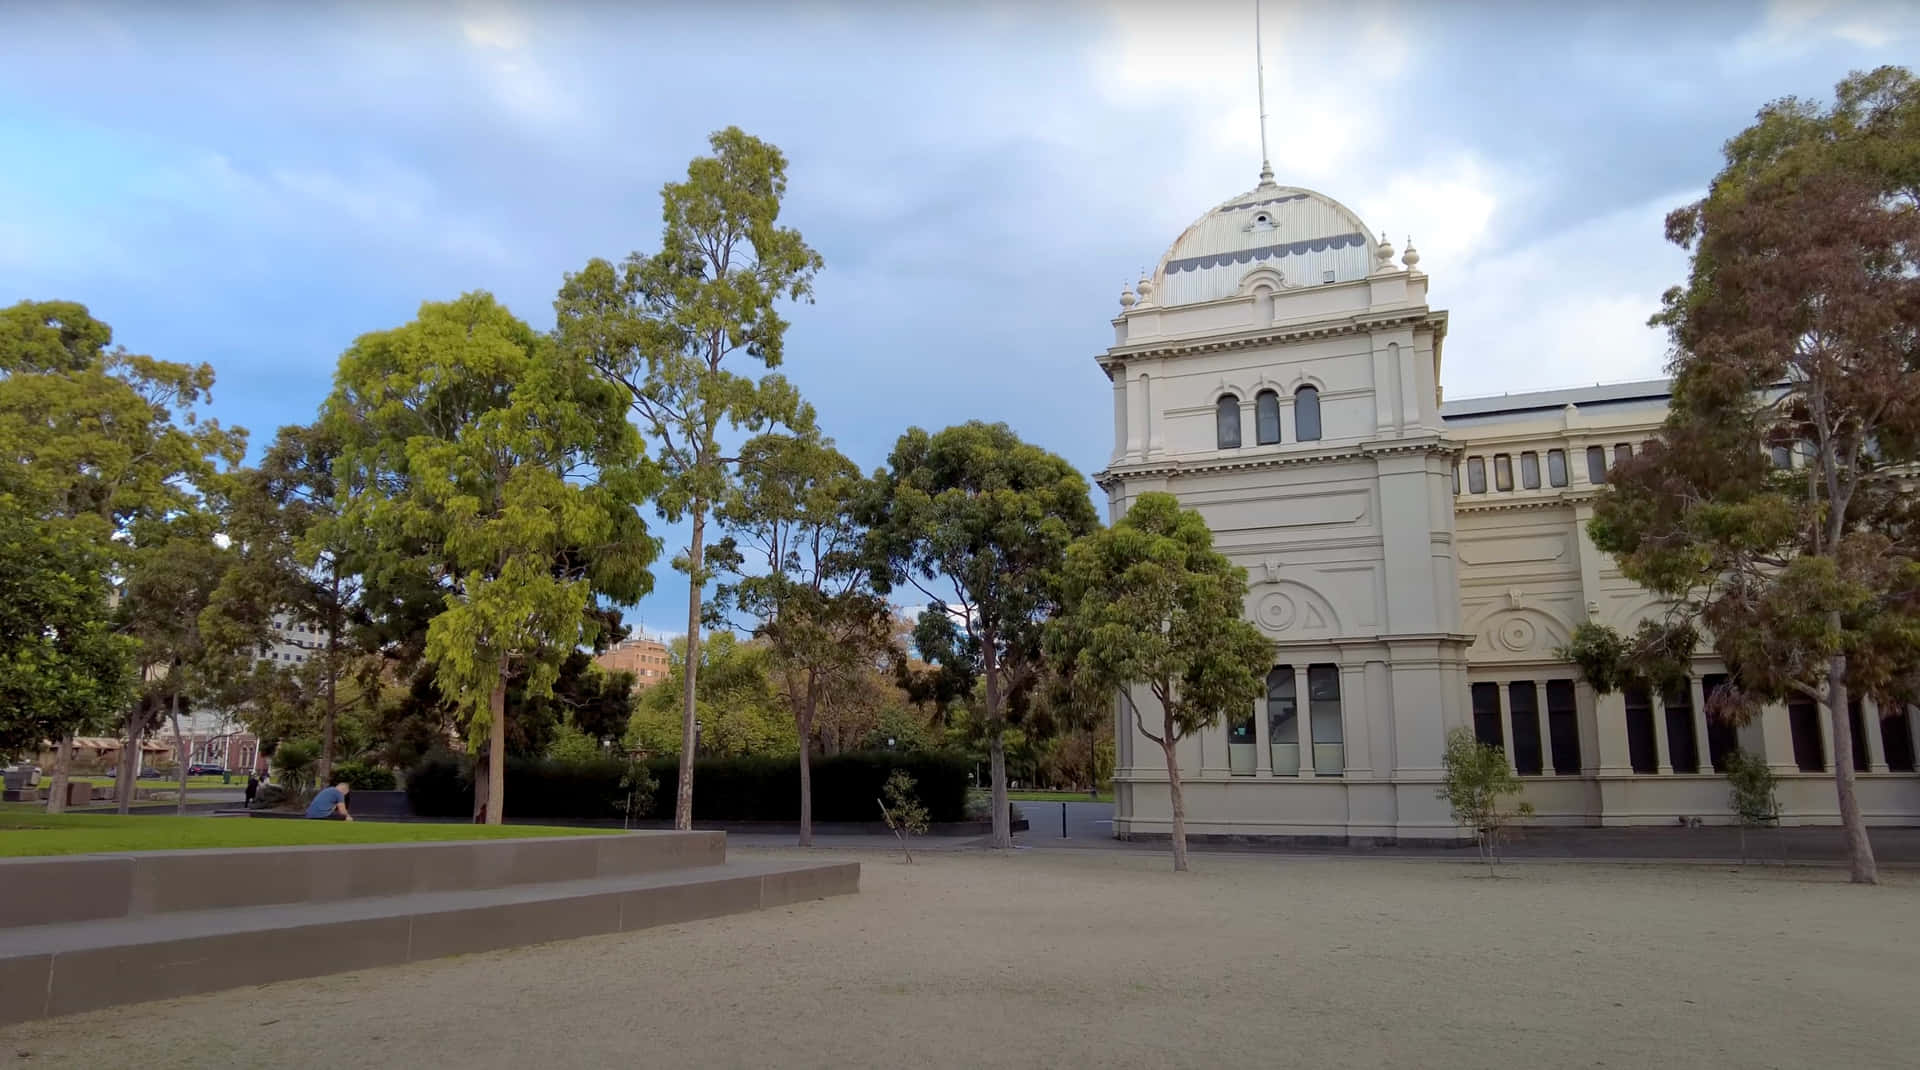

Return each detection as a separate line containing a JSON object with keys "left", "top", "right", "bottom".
{"left": 1149, "top": 183, "right": 1378, "bottom": 307}
{"left": 1440, "top": 378, "right": 1674, "bottom": 421}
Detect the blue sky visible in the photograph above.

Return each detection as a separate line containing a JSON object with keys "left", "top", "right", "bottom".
{"left": 4, "top": 0, "right": 1916, "bottom": 638}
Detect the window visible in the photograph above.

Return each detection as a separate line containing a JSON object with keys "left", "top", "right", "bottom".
{"left": 1267, "top": 668, "right": 1299, "bottom": 776}
{"left": 1769, "top": 443, "right": 1792, "bottom": 469}
{"left": 1471, "top": 683, "right": 1503, "bottom": 749}
{"left": 1294, "top": 385, "right": 1322, "bottom": 441}
{"left": 1547, "top": 449, "right": 1568, "bottom": 487}
{"left": 1701, "top": 674, "right": 1738, "bottom": 773}
{"left": 1216, "top": 395, "right": 1241, "bottom": 449}
{"left": 1847, "top": 701, "right": 1870, "bottom": 773}
{"left": 1508, "top": 682, "right": 1543, "bottom": 775}
{"left": 1228, "top": 697, "right": 1255, "bottom": 776}
{"left": 1466, "top": 457, "right": 1487, "bottom": 494}
{"left": 1494, "top": 454, "right": 1514, "bottom": 492}
{"left": 1662, "top": 681, "right": 1700, "bottom": 774}
{"left": 1307, "top": 664, "right": 1343, "bottom": 774}
{"left": 1884, "top": 707, "right": 1917, "bottom": 772}
{"left": 1586, "top": 446, "right": 1608, "bottom": 484}
{"left": 1546, "top": 679, "right": 1581, "bottom": 774}
{"left": 1614, "top": 443, "right": 1634, "bottom": 464}
{"left": 1255, "top": 390, "right": 1281, "bottom": 445}
{"left": 1624, "top": 683, "right": 1658, "bottom": 774}
{"left": 1788, "top": 698, "right": 1825, "bottom": 772}
{"left": 1322, "top": 269, "right": 1336, "bottom": 284}
{"left": 1520, "top": 452, "right": 1541, "bottom": 490}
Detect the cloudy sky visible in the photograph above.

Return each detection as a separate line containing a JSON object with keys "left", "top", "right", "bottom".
{"left": 4, "top": 0, "right": 1915, "bottom": 637}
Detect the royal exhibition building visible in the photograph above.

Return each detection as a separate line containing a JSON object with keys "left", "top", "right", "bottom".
{"left": 1101, "top": 167, "right": 1920, "bottom": 843}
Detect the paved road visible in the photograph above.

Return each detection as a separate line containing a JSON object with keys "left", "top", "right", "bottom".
{"left": 1013, "top": 800, "right": 1115, "bottom": 844}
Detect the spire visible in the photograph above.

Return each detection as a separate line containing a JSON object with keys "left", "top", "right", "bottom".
{"left": 1255, "top": 0, "right": 1274, "bottom": 186}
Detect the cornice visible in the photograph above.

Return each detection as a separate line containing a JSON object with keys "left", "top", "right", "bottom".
{"left": 1095, "top": 434, "right": 1459, "bottom": 491}
{"left": 1452, "top": 489, "right": 1598, "bottom": 514}
{"left": 1098, "top": 308, "right": 1448, "bottom": 371}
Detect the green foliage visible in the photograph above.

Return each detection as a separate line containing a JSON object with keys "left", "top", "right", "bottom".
{"left": 546, "top": 722, "right": 607, "bottom": 764}
{"left": 1724, "top": 749, "right": 1780, "bottom": 827}
{"left": 272, "top": 740, "right": 321, "bottom": 796}
{"left": 1049, "top": 492, "right": 1271, "bottom": 870}
{"left": 556, "top": 127, "right": 824, "bottom": 827}
{"left": 1557, "top": 619, "right": 1701, "bottom": 700}
{"left": 629, "top": 632, "right": 799, "bottom": 758}
{"left": 330, "top": 760, "right": 396, "bottom": 792}
{"left": 324, "top": 292, "right": 659, "bottom": 823}
{"left": 1438, "top": 727, "right": 1534, "bottom": 869}
{"left": 405, "top": 750, "right": 969, "bottom": 823}
{"left": 880, "top": 770, "right": 929, "bottom": 862}
{"left": 0, "top": 508, "right": 134, "bottom": 756}
{"left": 859, "top": 420, "right": 1099, "bottom": 847}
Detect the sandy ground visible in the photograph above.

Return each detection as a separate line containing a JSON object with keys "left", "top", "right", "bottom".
{"left": 4, "top": 847, "right": 1916, "bottom": 1069}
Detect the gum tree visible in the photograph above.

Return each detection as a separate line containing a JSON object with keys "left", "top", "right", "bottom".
{"left": 861, "top": 422, "right": 1098, "bottom": 848}
{"left": 555, "top": 127, "right": 821, "bottom": 830}
{"left": 1048, "top": 492, "right": 1270, "bottom": 872}
{"left": 327, "top": 293, "right": 658, "bottom": 824}
{"left": 1577, "top": 68, "right": 1920, "bottom": 884}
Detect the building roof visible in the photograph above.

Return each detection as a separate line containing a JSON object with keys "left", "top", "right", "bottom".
{"left": 1147, "top": 177, "right": 1380, "bottom": 308}
{"left": 1440, "top": 378, "right": 1674, "bottom": 425}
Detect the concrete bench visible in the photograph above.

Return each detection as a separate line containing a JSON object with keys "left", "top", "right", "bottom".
{"left": 0, "top": 832, "right": 856, "bottom": 1024}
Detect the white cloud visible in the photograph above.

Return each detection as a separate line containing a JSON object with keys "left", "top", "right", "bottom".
{"left": 1738, "top": 0, "right": 1919, "bottom": 56}
{"left": 459, "top": 6, "right": 529, "bottom": 51}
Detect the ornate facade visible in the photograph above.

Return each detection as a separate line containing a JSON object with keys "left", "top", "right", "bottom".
{"left": 1100, "top": 173, "right": 1920, "bottom": 842}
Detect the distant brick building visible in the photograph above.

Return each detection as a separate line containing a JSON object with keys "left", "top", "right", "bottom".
{"left": 593, "top": 636, "right": 672, "bottom": 691}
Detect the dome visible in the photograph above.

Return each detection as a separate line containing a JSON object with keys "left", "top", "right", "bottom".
{"left": 1148, "top": 179, "right": 1378, "bottom": 308}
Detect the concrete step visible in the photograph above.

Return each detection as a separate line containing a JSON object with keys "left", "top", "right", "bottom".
{"left": 0, "top": 857, "right": 857, "bottom": 1025}
{"left": 0, "top": 831, "right": 727, "bottom": 928}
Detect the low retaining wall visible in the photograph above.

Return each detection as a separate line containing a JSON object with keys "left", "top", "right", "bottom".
{"left": 0, "top": 831, "right": 725, "bottom": 928}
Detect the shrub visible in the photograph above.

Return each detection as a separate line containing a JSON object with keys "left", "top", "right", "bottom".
{"left": 1436, "top": 727, "right": 1533, "bottom": 870}
{"left": 255, "top": 782, "right": 293, "bottom": 810}
{"left": 332, "top": 760, "right": 397, "bottom": 792}
{"left": 405, "top": 749, "right": 970, "bottom": 823}
{"left": 272, "top": 740, "right": 320, "bottom": 795}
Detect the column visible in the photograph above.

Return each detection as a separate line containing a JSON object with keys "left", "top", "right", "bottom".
{"left": 1252, "top": 690, "right": 1271, "bottom": 776}
{"left": 1758, "top": 701, "right": 1797, "bottom": 774}
{"left": 1341, "top": 662, "right": 1369, "bottom": 776}
{"left": 1861, "top": 697, "right": 1889, "bottom": 773}
{"left": 1496, "top": 680, "right": 1516, "bottom": 773}
{"left": 1110, "top": 378, "right": 1129, "bottom": 465}
{"left": 1126, "top": 373, "right": 1148, "bottom": 461}
{"left": 1690, "top": 676, "right": 1713, "bottom": 774}
{"left": 1530, "top": 681, "right": 1551, "bottom": 776}
{"left": 1816, "top": 694, "right": 1835, "bottom": 772}
{"left": 1652, "top": 691, "right": 1672, "bottom": 775}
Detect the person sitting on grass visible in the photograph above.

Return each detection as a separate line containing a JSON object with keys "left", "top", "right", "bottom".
{"left": 304, "top": 781, "right": 353, "bottom": 821}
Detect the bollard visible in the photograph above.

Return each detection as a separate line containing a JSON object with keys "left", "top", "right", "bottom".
{"left": 1061, "top": 801, "right": 1068, "bottom": 839}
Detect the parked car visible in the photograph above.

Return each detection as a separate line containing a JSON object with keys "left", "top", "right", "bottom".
{"left": 136, "top": 766, "right": 166, "bottom": 779}
{"left": 186, "top": 764, "right": 227, "bottom": 777}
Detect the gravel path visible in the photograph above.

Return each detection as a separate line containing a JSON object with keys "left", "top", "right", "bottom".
{"left": 4, "top": 847, "right": 1915, "bottom": 1068}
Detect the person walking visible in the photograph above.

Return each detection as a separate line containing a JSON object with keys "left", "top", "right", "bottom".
{"left": 244, "top": 772, "right": 259, "bottom": 809}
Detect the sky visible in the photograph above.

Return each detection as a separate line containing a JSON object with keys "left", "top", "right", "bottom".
{"left": 4, "top": 0, "right": 1917, "bottom": 639}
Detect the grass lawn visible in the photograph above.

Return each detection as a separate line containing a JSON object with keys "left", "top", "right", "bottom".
{"left": 65, "top": 775, "right": 238, "bottom": 790}
{"left": 1004, "top": 789, "right": 1114, "bottom": 804}
{"left": 0, "top": 811, "right": 608, "bottom": 858}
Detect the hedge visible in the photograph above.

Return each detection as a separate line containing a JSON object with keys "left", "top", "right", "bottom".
{"left": 406, "top": 750, "right": 970, "bottom": 824}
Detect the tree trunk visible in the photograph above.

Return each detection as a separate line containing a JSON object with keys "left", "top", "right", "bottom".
{"left": 486, "top": 658, "right": 507, "bottom": 826}
{"left": 116, "top": 706, "right": 142, "bottom": 815}
{"left": 982, "top": 637, "right": 1010, "bottom": 849}
{"left": 46, "top": 732, "right": 72, "bottom": 814}
{"left": 472, "top": 751, "right": 489, "bottom": 823}
{"left": 1827, "top": 651, "right": 1877, "bottom": 884}
{"left": 1161, "top": 734, "right": 1189, "bottom": 873}
{"left": 675, "top": 503, "right": 706, "bottom": 831}
{"left": 170, "top": 682, "right": 188, "bottom": 816}
{"left": 320, "top": 629, "right": 338, "bottom": 786}
{"left": 798, "top": 676, "right": 817, "bottom": 847}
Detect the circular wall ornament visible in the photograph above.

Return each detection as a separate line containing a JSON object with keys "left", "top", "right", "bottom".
{"left": 1496, "top": 617, "right": 1537, "bottom": 653}
{"left": 1256, "top": 592, "right": 1297, "bottom": 633}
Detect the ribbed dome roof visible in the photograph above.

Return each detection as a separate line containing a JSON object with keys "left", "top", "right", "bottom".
{"left": 1149, "top": 179, "right": 1378, "bottom": 308}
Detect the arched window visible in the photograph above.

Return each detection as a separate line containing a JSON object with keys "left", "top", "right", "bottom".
{"left": 1255, "top": 390, "right": 1281, "bottom": 445}
{"left": 1294, "top": 385, "right": 1322, "bottom": 441}
{"left": 1216, "top": 394, "right": 1241, "bottom": 449}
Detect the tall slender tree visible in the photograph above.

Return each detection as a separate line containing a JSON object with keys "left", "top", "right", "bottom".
{"left": 860, "top": 422, "right": 1098, "bottom": 848}
{"left": 712, "top": 431, "right": 895, "bottom": 845}
{"left": 1575, "top": 67, "right": 1920, "bottom": 884}
{"left": 555, "top": 127, "right": 822, "bottom": 829}
{"left": 326, "top": 293, "right": 659, "bottom": 824}
{"left": 1048, "top": 492, "right": 1270, "bottom": 872}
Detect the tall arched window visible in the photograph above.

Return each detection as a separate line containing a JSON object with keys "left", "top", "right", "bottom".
{"left": 1216, "top": 394, "right": 1241, "bottom": 449}
{"left": 1255, "top": 390, "right": 1281, "bottom": 445}
{"left": 1294, "top": 385, "right": 1322, "bottom": 441}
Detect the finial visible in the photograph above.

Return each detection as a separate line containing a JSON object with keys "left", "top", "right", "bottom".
{"left": 1373, "top": 232, "right": 1395, "bottom": 273}
{"left": 1120, "top": 281, "right": 1137, "bottom": 309}
{"left": 1401, "top": 236, "right": 1420, "bottom": 271}
{"left": 1254, "top": 0, "right": 1274, "bottom": 187}
{"left": 1135, "top": 268, "right": 1154, "bottom": 304}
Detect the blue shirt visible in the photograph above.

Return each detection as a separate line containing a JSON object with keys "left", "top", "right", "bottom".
{"left": 305, "top": 786, "right": 346, "bottom": 819}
